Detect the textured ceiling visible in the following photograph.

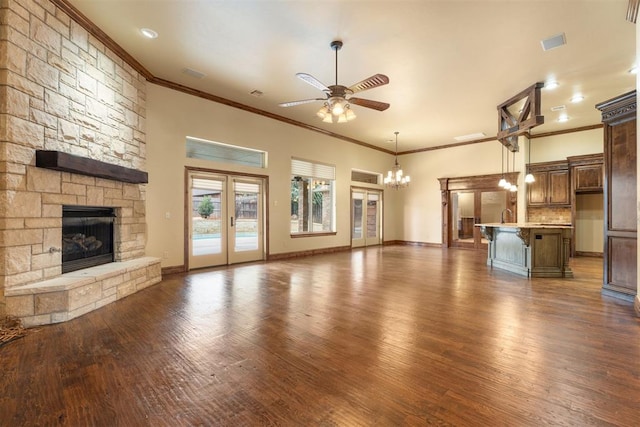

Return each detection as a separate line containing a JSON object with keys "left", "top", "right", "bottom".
{"left": 67, "top": 0, "right": 636, "bottom": 152}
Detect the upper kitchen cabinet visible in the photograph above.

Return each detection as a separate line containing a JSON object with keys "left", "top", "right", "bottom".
{"left": 568, "top": 154, "right": 604, "bottom": 192}
{"left": 526, "top": 161, "right": 570, "bottom": 207}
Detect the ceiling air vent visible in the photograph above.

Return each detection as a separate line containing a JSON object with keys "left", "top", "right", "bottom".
{"left": 550, "top": 105, "right": 566, "bottom": 112}
{"left": 541, "top": 33, "right": 566, "bottom": 51}
{"left": 182, "top": 68, "right": 206, "bottom": 79}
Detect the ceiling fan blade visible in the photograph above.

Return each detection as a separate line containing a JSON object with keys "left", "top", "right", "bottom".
{"left": 279, "top": 98, "right": 324, "bottom": 107}
{"left": 348, "top": 74, "right": 389, "bottom": 93}
{"left": 349, "top": 97, "right": 390, "bottom": 111}
{"left": 296, "top": 73, "right": 330, "bottom": 92}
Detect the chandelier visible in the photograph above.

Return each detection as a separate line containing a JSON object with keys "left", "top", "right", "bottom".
{"left": 384, "top": 132, "right": 410, "bottom": 189}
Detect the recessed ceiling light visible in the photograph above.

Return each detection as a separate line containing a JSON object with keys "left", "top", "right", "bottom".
{"left": 557, "top": 114, "right": 569, "bottom": 123}
{"left": 629, "top": 65, "right": 638, "bottom": 74}
{"left": 545, "top": 81, "right": 559, "bottom": 90}
{"left": 140, "top": 28, "right": 158, "bottom": 39}
{"left": 453, "top": 132, "right": 486, "bottom": 142}
{"left": 570, "top": 94, "right": 584, "bottom": 103}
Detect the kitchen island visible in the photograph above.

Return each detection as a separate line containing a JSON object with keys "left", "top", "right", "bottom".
{"left": 475, "top": 223, "right": 573, "bottom": 278}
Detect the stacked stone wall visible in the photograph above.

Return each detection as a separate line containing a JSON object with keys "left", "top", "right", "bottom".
{"left": 0, "top": 0, "right": 149, "bottom": 316}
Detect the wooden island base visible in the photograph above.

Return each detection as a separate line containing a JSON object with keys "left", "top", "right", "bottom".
{"left": 477, "top": 223, "right": 573, "bottom": 278}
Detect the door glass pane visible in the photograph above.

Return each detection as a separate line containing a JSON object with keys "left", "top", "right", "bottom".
{"left": 366, "top": 196, "right": 378, "bottom": 238}
{"left": 351, "top": 193, "right": 363, "bottom": 239}
{"left": 234, "top": 181, "right": 259, "bottom": 252}
{"left": 192, "top": 178, "right": 223, "bottom": 255}
{"left": 452, "top": 191, "right": 475, "bottom": 243}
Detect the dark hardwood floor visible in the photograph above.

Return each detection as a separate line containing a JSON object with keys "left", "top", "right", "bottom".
{"left": 1, "top": 246, "right": 639, "bottom": 426}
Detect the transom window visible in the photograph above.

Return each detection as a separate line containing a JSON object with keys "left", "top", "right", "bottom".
{"left": 186, "top": 136, "right": 267, "bottom": 168}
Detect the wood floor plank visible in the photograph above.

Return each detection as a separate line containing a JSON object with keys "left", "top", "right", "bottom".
{"left": 1, "top": 246, "right": 639, "bottom": 426}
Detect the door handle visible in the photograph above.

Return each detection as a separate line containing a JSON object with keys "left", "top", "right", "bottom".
{"left": 231, "top": 217, "right": 234, "bottom": 227}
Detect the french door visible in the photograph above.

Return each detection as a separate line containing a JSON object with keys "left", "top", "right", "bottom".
{"left": 351, "top": 189, "right": 382, "bottom": 247}
{"left": 188, "top": 171, "right": 264, "bottom": 269}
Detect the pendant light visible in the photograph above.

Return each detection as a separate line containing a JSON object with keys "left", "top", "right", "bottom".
{"left": 503, "top": 147, "right": 512, "bottom": 190}
{"left": 525, "top": 138, "right": 535, "bottom": 183}
{"left": 498, "top": 144, "right": 507, "bottom": 187}
{"left": 509, "top": 150, "right": 518, "bottom": 192}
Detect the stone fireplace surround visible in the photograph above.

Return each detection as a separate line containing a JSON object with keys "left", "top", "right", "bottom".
{"left": 0, "top": 0, "right": 162, "bottom": 327}
{"left": 3, "top": 152, "right": 161, "bottom": 327}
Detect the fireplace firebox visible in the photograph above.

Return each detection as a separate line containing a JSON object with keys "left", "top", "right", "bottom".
{"left": 62, "top": 206, "right": 115, "bottom": 273}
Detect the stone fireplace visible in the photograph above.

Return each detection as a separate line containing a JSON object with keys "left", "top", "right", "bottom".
{"left": 0, "top": 0, "right": 161, "bottom": 326}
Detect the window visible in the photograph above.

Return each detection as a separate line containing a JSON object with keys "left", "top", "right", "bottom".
{"left": 186, "top": 136, "right": 267, "bottom": 168}
{"left": 351, "top": 169, "right": 381, "bottom": 184}
{"left": 290, "top": 158, "right": 335, "bottom": 235}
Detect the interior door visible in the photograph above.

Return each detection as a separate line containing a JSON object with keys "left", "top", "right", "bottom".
{"left": 188, "top": 172, "right": 264, "bottom": 269}
{"left": 351, "top": 189, "right": 382, "bottom": 247}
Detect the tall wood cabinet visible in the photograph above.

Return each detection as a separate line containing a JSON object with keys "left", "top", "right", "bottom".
{"left": 596, "top": 91, "right": 637, "bottom": 301}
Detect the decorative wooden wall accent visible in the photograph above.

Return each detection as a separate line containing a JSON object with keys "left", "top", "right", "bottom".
{"left": 497, "top": 83, "right": 545, "bottom": 151}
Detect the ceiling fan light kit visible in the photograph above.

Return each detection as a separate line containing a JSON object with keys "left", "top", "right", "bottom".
{"left": 280, "top": 40, "right": 390, "bottom": 123}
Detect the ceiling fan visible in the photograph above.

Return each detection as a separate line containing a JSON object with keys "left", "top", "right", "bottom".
{"left": 279, "top": 40, "right": 390, "bottom": 123}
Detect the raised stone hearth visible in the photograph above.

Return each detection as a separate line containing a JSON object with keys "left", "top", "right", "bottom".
{"left": 5, "top": 257, "right": 160, "bottom": 327}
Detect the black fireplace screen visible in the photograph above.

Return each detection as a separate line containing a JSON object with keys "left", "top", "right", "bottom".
{"left": 62, "top": 206, "right": 115, "bottom": 273}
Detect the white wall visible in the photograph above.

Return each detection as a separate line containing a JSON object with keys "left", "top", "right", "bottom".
{"left": 146, "top": 84, "right": 400, "bottom": 268}
{"left": 529, "top": 128, "right": 603, "bottom": 163}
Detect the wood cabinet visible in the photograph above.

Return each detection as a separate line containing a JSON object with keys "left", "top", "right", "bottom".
{"left": 526, "top": 161, "right": 570, "bottom": 206}
{"left": 568, "top": 153, "right": 604, "bottom": 192}
{"left": 574, "top": 164, "right": 603, "bottom": 191}
{"left": 596, "top": 91, "right": 637, "bottom": 301}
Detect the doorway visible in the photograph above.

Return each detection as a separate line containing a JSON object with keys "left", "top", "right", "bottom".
{"left": 575, "top": 193, "right": 604, "bottom": 257}
{"left": 187, "top": 170, "right": 265, "bottom": 270}
{"left": 351, "top": 188, "right": 382, "bottom": 247}
{"left": 439, "top": 172, "right": 518, "bottom": 249}
{"left": 450, "top": 189, "right": 511, "bottom": 249}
